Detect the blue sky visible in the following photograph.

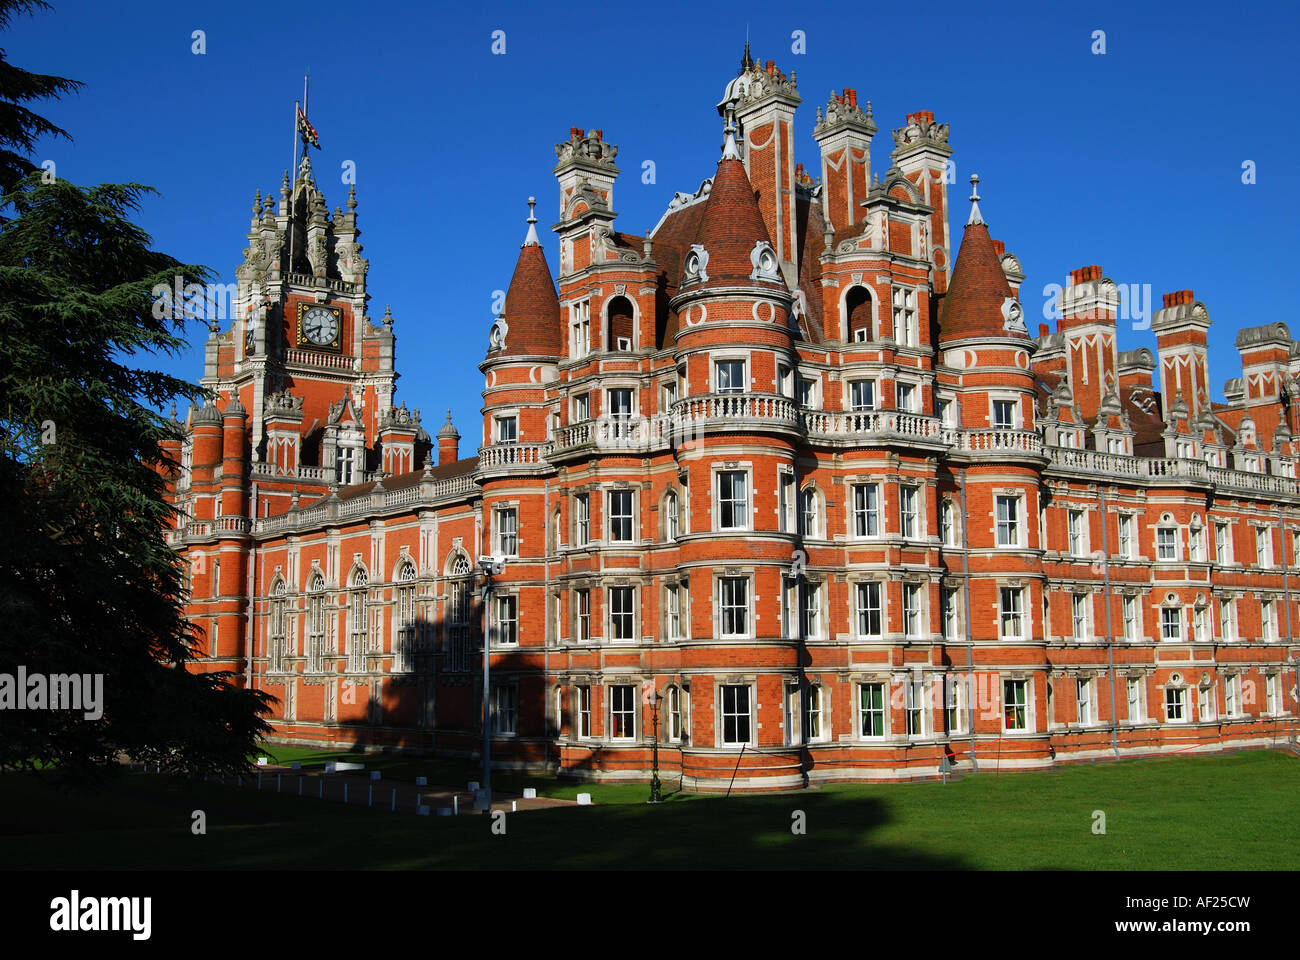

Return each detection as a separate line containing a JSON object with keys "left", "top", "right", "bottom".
{"left": 10, "top": 0, "right": 1300, "bottom": 438}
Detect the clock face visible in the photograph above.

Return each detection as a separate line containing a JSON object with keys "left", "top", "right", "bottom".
{"left": 298, "top": 304, "right": 341, "bottom": 348}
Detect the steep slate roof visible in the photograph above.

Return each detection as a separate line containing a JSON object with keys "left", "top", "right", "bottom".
{"left": 683, "top": 157, "right": 784, "bottom": 292}
{"left": 499, "top": 239, "right": 561, "bottom": 357}
{"left": 938, "top": 218, "right": 1021, "bottom": 343}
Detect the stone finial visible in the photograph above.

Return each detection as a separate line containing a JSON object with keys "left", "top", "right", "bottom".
{"left": 524, "top": 196, "right": 539, "bottom": 246}
{"left": 347, "top": 184, "right": 357, "bottom": 211}
{"left": 252, "top": 190, "right": 262, "bottom": 215}
{"left": 382, "top": 304, "right": 394, "bottom": 327}
{"left": 967, "top": 174, "right": 985, "bottom": 226}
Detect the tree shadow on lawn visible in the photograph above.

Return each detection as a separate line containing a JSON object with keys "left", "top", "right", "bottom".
{"left": 1, "top": 772, "right": 970, "bottom": 870}
{"left": 401, "top": 791, "right": 972, "bottom": 870}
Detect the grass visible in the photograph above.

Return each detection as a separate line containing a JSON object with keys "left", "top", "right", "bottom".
{"left": 3, "top": 750, "right": 1295, "bottom": 870}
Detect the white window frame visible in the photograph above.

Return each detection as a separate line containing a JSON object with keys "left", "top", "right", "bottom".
{"left": 1076, "top": 677, "right": 1094, "bottom": 726}
{"left": 1218, "top": 597, "right": 1236, "bottom": 641}
{"left": 1164, "top": 685, "right": 1187, "bottom": 723}
{"left": 1003, "top": 678, "right": 1031, "bottom": 733}
{"left": 1071, "top": 592, "right": 1091, "bottom": 641}
{"left": 718, "top": 576, "right": 750, "bottom": 639}
{"left": 607, "top": 488, "right": 635, "bottom": 543}
{"left": 1117, "top": 513, "right": 1133, "bottom": 559}
{"left": 999, "top": 586, "right": 1024, "bottom": 640}
{"left": 608, "top": 585, "right": 636, "bottom": 642}
{"left": 495, "top": 506, "right": 519, "bottom": 558}
{"left": 848, "top": 379, "right": 877, "bottom": 412}
{"left": 1215, "top": 522, "right": 1231, "bottom": 564}
{"left": 718, "top": 683, "right": 754, "bottom": 747}
{"left": 996, "top": 495, "right": 1022, "bottom": 547}
{"left": 1122, "top": 594, "right": 1140, "bottom": 641}
{"left": 714, "top": 357, "right": 747, "bottom": 394}
{"left": 1126, "top": 677, "right": 1146, "bottom": 724}
{"left": 1160, "top": 605, "right": 1183, "bottom": 642}
{"left": 851, "top": 483, "right": 880, "bottom": 538}
{"left": 1067, "top": 509, "right": 1087, "bottom": 557}
{"left": 715, "top": 469, "right": 751, "bottom": 532}
{"left": 609, "top": 684, "right": 636, "bottom": 740}
{"left": 858, "top": 681, "right": 887, "bottom": 739}
{"left": 855, "top": 581, "right": 883, "bottom": 638}
{"left": 902, "top": 582, "right": 924, "bottom": 639}
{"left": 573, "top": 492, "right": 590, "bottom": 547}
{"left": 898, "top": 483, "right": 920, "bottom": 540}
{"left": 1156, "top": 526, "right": 1178, "bottom": 562}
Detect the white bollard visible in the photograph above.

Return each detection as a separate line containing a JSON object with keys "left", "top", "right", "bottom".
{"left": 512, "top": 800, "right": 517, "bottom": 812}
{"left": 343, "top": 783, "right": 349, "bottom": 804}
{"left": 368, "top": 784, "right": 373, "bottom": 807}
{"left": 453, "top": 795, "right": 459, "bottom": 816}
{"left": 318, "top": 778, "right": 323, "bottom": 799}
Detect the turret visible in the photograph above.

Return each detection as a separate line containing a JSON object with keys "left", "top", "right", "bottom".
{"left": 437, "top": 410, "right": 460, "bottom": 465}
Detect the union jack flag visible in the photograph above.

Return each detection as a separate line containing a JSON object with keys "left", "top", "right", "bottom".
{"left": 296, "top": 104, "right": 320, "bottom": 149}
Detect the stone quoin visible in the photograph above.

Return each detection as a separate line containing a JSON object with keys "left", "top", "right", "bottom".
{"left": 160, "top": 50, "right": 1300, "bottom": 789}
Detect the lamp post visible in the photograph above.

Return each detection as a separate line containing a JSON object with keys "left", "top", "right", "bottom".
{"left": 649, "top": 688, "right": 663, "bottom": 803}
{"left": 478, "top": 556, "right": 506, "bottom": 811}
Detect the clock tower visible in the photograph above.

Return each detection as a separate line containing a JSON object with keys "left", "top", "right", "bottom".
{"left": 194, "top": 149, "right": 421, "bottom": 519}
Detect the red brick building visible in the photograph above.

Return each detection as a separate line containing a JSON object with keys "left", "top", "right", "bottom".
{"left": 162, "top": 54, "right": 1300, "bottom": 788}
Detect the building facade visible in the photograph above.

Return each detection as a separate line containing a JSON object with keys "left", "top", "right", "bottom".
{"left": 161, "top": 53, "right": 1300, "bottom": 789}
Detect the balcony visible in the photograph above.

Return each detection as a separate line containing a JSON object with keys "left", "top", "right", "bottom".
{"left": 1045, "top": 448, "right": 1300, "bottom": 497}
{"left": 803, "top": 410, "right": 947, "bottom": 451}
{"left": 475, "top": 440, "right": 555, "bottom": 478}
{"left": 672, "top": 392, "right": 802, "bottom": 440}
{"left": 552, "top": 415, "right": 674, "bottom": 458}
{"left": 944, "top": 428, "right": 1046, "bottom": 462}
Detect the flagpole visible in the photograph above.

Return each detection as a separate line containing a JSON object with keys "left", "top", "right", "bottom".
{"left": 288, "top": 98, "right": 300, "bottom": 278}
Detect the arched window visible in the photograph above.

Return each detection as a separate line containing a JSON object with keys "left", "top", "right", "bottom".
{"left": 664, "top": 489, "right": 680, "bottom": 541}
{"left": 445, "top": 552, "right": 472, "bottom": 672}
{"left": 941, "top": 499, "right": 958, "bottom": 547}
{"left": 605, "top": 295, "right": 635, "bottom": 351}
{"left": 347, "top": 565, "right": 368, "bottom": 672}
{"left": 268, "top": 577, "right": 287, "bottom": 672}
{"left": 798, "top": 486, "right": 819, "bottom": 539}
{"left": 666, "top": 685, "right": 685, "bottom": 743}
{"left": 844, "top": 286, "right": 874, "bottom": 342}
{"left": 393, "top": 560, "right": 417, "bottom": 673}
{"left": 306, "top": 571, "right": 325, "bottom": 674}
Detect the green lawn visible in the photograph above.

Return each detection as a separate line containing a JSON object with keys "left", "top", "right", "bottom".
{"left": 3, "top": 750, "right": 1295, "bottom": 869}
